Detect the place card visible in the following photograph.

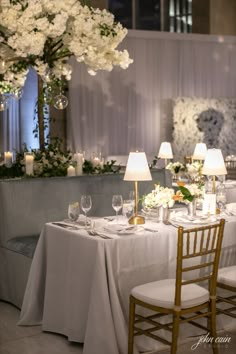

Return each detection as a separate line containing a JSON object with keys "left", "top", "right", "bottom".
{"left": 202, "top": 193, "right": 216, "bottom": 215}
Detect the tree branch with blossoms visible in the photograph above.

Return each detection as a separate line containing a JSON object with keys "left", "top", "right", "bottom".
{"left": 0, "top": 0, "right": 133, "bottom": 149}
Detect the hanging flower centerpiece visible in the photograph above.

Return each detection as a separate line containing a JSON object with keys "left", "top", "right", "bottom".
{"left": 0, "top": 0, "right": 133, "bottom": 148}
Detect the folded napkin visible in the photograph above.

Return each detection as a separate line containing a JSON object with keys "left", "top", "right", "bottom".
{"left": 76, "top": 214, "right": 91, "bottom": 226}
{"left": 142, "top": 223, "right": 160, "bottom": 232}
{"left": 103, "top": 224, "right": 138, "bottom": 235}
{"left": 170, "top": 211, "right": 217, "bottom": 225}
{"left": 226, "top": 203, "right": 236, "bottom": 215}
{"left": 224, "top": 180, "right": 236, "bottom": 185}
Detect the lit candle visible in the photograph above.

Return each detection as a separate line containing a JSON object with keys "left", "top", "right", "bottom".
{"left": 25, "top": 153, "right": 34, "bottom": 175}
{"left": 67, "top": 165, "right": 76, "bottom": 177}
{"left": 73, "top": 153, "right": 83, "bottom": 176}
{"left": 92, "top": 157, "right": 100, "bottom": 168}
{"left": 4, "top": 151, "right": 13, "bottom": 168}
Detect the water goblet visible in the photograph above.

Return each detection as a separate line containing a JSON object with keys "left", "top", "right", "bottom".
{"left": 81, "top": 195, "right": 92, "bottom": 228}
{"left": 122, "top": 200, "right": 134, "bottom": 220}
{"left": 112, "top": 195, "right": 123, "bottom": 223}
{"left": 216, "top": 192, "right": 227, "bottom": 212}
{"left": 68, "top": 202, "right": 80, "bottom": 222}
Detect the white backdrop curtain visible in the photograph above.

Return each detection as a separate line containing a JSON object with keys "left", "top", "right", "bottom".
{"left": 67, "top": 30, "right": 236, "bottom": 160}
{"left": 0, "top": 99, "right": 20, "bottom": 154}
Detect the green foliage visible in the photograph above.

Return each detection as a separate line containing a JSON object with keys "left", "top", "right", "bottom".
{"left": 178, "top": 186, "right": 194, "bottom": 202}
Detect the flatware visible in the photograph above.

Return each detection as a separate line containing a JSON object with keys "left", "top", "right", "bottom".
{"left": 52, "top": 222, "right": 80, "bottom": 230}
{"left": 87, "top": 229, "right": 112, "bottom": 239}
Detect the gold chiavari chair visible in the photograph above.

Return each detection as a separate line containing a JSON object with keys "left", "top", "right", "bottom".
{"left": 217, "top": 265, "right": 236, "bottom": 318}
{"left": 128, "top": 219, "right": 225, "bottom": 354}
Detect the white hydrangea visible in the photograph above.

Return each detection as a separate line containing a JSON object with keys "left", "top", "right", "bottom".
{"left": 143, "top": 185, "right": 175, "bottom": 209}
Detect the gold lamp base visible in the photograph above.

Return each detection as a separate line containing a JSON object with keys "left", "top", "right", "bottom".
{"left": 128, "top": 214, "right": 145, "bottom": 225}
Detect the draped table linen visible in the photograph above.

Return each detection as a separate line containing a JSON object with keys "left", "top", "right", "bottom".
{"left": 19, "top": 218, "right": 236, "bottom": 354}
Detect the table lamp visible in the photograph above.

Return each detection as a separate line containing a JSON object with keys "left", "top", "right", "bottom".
{"left": 124, "top": 152, "right": 152, "bottom": 225}
{"left": 192, "top": 143, "right": 207, "bottom": 160}
{"left": 158, "top": 142, "right": 173, "bottom": 166}
{"left": 202, "top": 149, "right": 227, "bottom": 193}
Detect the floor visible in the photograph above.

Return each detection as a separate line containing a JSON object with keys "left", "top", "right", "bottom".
{"left": 0, "top": 301, "right": 235, "bottom": 354}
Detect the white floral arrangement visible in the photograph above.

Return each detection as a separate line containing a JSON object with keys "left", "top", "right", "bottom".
{"left": 143, "top": 184, "right": 175, "bottom": 209}
{"left": 174, "top": 182, "right": 205, "bottom": 204}
{"left": 166, "top": 161, "right": 185, "bottom": 175}
{"left": 186, "top": 161, "right": 203, "bottom": 176}
{"left": 0, "top": 0, "right": 133, "bottom": 94}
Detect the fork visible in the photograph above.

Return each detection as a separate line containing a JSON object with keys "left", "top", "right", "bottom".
{"left": 87, "top": 229, "right": 111, "bottom": 239}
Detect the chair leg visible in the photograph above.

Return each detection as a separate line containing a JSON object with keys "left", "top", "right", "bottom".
{"left": 128, "top": 296, "right": 135, "bottom": 354}
{"left": 171, "top": 313, "right": 180, "bottom": 354}
{"left": 210, "top": 299, "right": 218, "bottom": 354}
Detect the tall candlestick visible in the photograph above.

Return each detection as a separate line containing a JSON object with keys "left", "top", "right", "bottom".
{"left": 25, "top": 153, "right": 34, "bottom": 175}
{"left": 4, "top": 151, "right": 13, "bottom": 168}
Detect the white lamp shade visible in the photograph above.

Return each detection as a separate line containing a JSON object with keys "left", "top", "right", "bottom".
{"left": 192, "top": 143, "right": 207, "bottom": 160}
{"left": 202, "top": 149, "right": 227, "bottom": 175}
{"left": 158, "top": 142, "right": 173, "bottom": 159}
{"left": 124, "top": 152, "right": 152, "bottom": 181}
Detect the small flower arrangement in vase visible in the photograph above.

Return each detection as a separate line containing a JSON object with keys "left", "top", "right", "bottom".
{"left": 173, "top": 182, "right": 204, "bottom": 217}
{"left": 166, "top": 162, "right": 185, "bottom": 181}
{"left": 143, "top": 184, "right": 175, "bottom": 222}
{"left": 186, "top": 161, "right": 204, "bottom": 183}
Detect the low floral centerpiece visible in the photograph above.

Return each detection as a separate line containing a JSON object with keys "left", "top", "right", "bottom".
{"left": 186, "top": 161, "right": 203, "bottom": 183}
{"left": 173, "top": 181, "right": 205, "bottom": 217}
{"left": 143, "top": 184, "right": 175, "bottom": 222}
{"left": 166, "top": 161, "right": 185, "bottom": 180}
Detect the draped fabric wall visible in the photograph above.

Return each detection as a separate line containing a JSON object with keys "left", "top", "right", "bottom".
{"left": 0, "top": 100, "right": 20, "bottom": 153}
{"left": 67, "top": 30, "right": 236, "bottom": 159}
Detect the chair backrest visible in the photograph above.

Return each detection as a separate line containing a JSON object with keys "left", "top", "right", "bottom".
{"left": 175, "top": 219, "right": 225, "bottom": 307}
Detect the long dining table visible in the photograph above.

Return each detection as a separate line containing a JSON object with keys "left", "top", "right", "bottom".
{"left": 18, "top": 214, "right": 236, "bottom": 354}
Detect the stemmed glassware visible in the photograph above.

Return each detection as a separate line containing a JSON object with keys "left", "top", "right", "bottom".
{"left": 112, "top": 195, "right": 123, "bottom": 223}
{"left": 80, "top": 195, "right": 92, "bottom": 228}
{"left": 68, "top": 202, "right": 80, "bottom": 222}
{"left": 122, "top": 200, "right": 134, "bottom": 220}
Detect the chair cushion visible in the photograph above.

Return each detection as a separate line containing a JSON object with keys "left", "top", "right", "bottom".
{"left": 218, "top": 266, "right": 236, "bottom": 288}
{"left": 131, "top": 279, "right": 209, "bottom": 309}
{"left": 5, "top": 235, "right": 39, "bottom": 258}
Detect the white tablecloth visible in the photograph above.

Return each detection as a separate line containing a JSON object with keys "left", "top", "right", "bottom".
{"left": 19, "top": 218, "right": 236, "bottom": 354}
{"left": 225, "top": 181, "right": 236, "bottom": 203}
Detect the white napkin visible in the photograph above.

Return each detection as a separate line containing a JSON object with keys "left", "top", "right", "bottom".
{"left": 226, "top": 203, "right": 236, "bottom": 215}
{"left": 103, "top": 224, "right": 138, "bottom": 235}
{"left": 76, "top": 214, "right": 90, "bottom": 226}
{"left": 142, "top": 222, "right": 160, "bottom": 232}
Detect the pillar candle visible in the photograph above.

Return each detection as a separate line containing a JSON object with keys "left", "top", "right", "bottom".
{"left": 67, "top": 165, "right": 76, "bottom": 177}
{"left": 4, "top": 151, "right": 13, "bottom": 168}
{"left": 25, "top": 154, "right": 34, "bottom": 175}
{"left": 74, "top": 153, "right": 83, "bottom": 176}
{"left": 92, "top": 157, "right": 100, "bottom": 168}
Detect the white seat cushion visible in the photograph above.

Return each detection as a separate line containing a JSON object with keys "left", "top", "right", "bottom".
{"left": 131, "top": 279, "right": 209, "bottom": 309}
{"left": 218, "top": 266, "right": 236, "bottom": 288}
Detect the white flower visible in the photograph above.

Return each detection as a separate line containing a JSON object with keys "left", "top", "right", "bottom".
{"left": 0, "top": 0, "right": 132, "bottom": 94}
{"left": 143, "top": 185, "right": 175, "bottom": 209}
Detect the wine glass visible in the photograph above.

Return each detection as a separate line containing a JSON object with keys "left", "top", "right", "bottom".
{"left": 112, "top": 195, "right": 123, "bottom": 223}
{"left": 122, "top": 200, "right": 134, "bottom": 220}
{"left": 68, "top": 202, "right": 80, "bottom": 222}
{"left": 80, "top": 195, "right": 92, "bottom": 228}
